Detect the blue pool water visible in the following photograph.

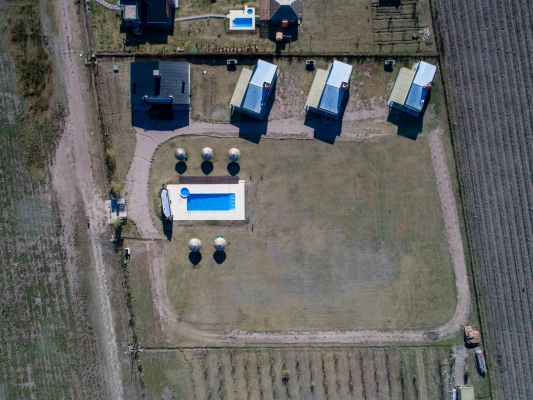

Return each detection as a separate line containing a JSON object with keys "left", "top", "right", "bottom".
{"left": 180, "top": 187, "right": 190, "bottom": 197}
{"left": 233, "top": 17, "right": 253, "bottom": 28}
{"left": 187, "top": 193, "right": 236, "bottom": 211}
{"left": 247, "top": 8, "right": 253, "bottom": 14}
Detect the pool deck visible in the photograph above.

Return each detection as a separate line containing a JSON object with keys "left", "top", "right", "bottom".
{"left": 227, "top": 6, "right": 256, "bottom": 31}
{"left": 167, "top": 181, "right": 246, "bottom": 221}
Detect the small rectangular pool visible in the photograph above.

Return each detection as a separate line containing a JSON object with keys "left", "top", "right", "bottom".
{"left": 187, "top": 193, "right": 236, "bottom": 211}
{"left": 232, "top": 17, "right": 253, "bottom": 28}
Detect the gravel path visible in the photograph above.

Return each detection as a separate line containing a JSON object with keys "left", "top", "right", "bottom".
{"left": 126, "top": 122, "right": 470, "bottom": 344}
{"left": 175, "top": 14, "right": 226, "bottom": 22}
{"left": 434, "top": 0, "right": 533, "bottom": 397}
{"left": 55, "top": 0, "right": 123, "bottom": 397}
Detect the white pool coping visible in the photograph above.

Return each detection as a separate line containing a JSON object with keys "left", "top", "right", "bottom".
{"left": 167, "top": 181, "right": 246, "bottom": 221}
{"left": 227, "top": 6, "right": 256, "bottom": 30}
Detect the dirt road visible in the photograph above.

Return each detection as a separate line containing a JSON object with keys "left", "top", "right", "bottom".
{"left": 434, "top": 0, "right": 533, "bottom": 397}
{"left": 52, "top": 0, "right": 123, "bottom": 397}
{"left": 129, "top": 124, "right": 469, "bottom": 344}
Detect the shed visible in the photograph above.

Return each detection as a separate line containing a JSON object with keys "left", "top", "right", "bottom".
{"left": 130, "top": 61, "right": 190, "bottom": 110}
{"left": 458, "top": 386, "right": 474, "bottom": 400}
{"left": 304, "top": 60, "right": 353, "bottom": 120}
{"left": 388, "top": 61, "right": 437, "bottom": 117}
{"left": 119, "top": 0, "right": 176, "bottom": 35}
{"left": 230, "top": 60, "right": 278, "bottom": 120}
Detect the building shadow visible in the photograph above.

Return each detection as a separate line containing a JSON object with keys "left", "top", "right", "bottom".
{"left": 387, "top": 90, "right": 431, "bottom": 140}
{"left": 304, "top": 113, "right": 343, "bottom": 144}
{"left": 268, "top": 25, "right": 299, "bottom": 52}
{"left": 230, "top": 85, "right": 275, "bottom": 143}
{"left": 227, "top": 162, "right": 240, "bottom": 176}
{"left": 121, "top": 9, "right": 175, "bottom": 48}
{"left": 378, "top": 0, "right": 401, "bottom": 7}
{"left": 189, "top": 251, "right": 202, "bottom": 266}
{"left": 175, "top": 161, "right": 187, "bottom": 175}
{"left": 201, "top": 161, "right": 214, "bottom": 175}
{"left": 132, "top": 109, "right": 189, "bottom": 131}
{"left": 213, "top": 250, "right": 226, "bottom": 265}
{"left": 387, "top": 109, "right": 423, "bottom": 140}
{"left": 303, "top": 89, "right": 349, "bottom": 144}
{"left": 161, "top": 216, "right": 173, "bottom": 241}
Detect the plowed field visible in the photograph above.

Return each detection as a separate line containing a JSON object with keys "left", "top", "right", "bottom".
{"left": 434, "top": 0, "right": 533, "bottom": 398}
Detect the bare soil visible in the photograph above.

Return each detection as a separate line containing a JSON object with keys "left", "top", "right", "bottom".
{"left": 434, "top": 0, "right": 533, "bottom": 398}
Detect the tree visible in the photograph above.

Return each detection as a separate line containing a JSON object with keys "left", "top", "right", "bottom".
{"left": 112, "top": 218, "right": 122, "bottom": 229}
{"left": 109, "top": 180, "right": 122, "bottom": 195}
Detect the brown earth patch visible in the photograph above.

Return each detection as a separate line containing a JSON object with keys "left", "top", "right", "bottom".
{"left": 354, "top": 63, "right": 379, "bottom": 76}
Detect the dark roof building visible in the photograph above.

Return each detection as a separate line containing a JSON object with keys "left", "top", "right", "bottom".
{"left": 130, "top": 61, "right": 190, "bottom": 110}
{"left": 260, "top": 0, "right": 300, "bottom": 25}
{"left": 304, "top": 61, "right": 353, "bottom": 120}
{"left": 119, "top": 0, "right": 176, "bottom": 35}
{"left": 230, "top": 60, "right": 278, "bottom": 120}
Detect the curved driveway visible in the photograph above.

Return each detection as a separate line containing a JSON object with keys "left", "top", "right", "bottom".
{"left": 125, "top": 122, "right": 470, "bottom": 344}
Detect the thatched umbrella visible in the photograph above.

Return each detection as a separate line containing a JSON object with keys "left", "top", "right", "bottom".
{"left": 201, "top": 147, "right": 214, "bottom": 161}
{"left": 188, "top": 238, "right": 202, "bottom": 252}
{"left": 213, "top": 237, "right": 228, "bottom": 251}
{"left": 227, "top": 148, "right": 241, "bottom": 162}
{"left": 175, "top": 148, "right": 187, "bottom": 161}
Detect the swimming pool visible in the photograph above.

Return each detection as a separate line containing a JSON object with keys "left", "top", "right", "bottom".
{"left": 233, "top": 18, "right": 253, "bottom": 28}
{"left": 187, "top": 193, "right": 236, "bottom": 211}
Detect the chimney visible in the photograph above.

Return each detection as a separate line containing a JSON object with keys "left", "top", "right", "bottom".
{"left": 263, "top": 82, "right": 271, "bottom": 91}
{"left": 340, "top": 81, "right": 349, "bottom": 91}
{"left": 153, "top": 69, "right": 161, "bottom": 77}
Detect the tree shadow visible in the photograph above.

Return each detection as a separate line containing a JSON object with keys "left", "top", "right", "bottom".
{"left": 132, "top": 109, "right": 189, "bottom": 131}
{"left": 213, "top": 250, "right": 227, "bottom": 264}
{"left": 175, "top": 161, "right": 187, "bottom": 175}
{"left": 227, "top": 162, "right": 240, "bottom": 176}
{"left": 201, "top": 161, "right": 214, "bottom": 175}
{"left": 189, "top": 251, "right": 202, "bottom": 266}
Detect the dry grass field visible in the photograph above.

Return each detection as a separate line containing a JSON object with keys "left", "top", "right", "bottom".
{"left": 147, "top": 135, "right": 456, "bottom": 334}
{"left": 88, "top": 0, "right": 435, "bottom": 55}
{"left": 93, "top": 57, "right": 136, "bottom": 184}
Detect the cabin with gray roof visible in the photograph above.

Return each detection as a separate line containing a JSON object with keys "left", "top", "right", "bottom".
{"left": 130, "top": 61, "right": 190, "bottom": 111}
{"left": 119, "top": 0, "right": 176, "bottom": 35}
{"left": 230, "top": 60, "right": 278, "bottom": 120}
{"left": 260, "top": 0, "right": 300, "bottom": 26}
{"left": 388, "top": 61, "right": 437, "bottom": 117}
{"left": 304, "top": 60, "right": 353, "bottom": 120}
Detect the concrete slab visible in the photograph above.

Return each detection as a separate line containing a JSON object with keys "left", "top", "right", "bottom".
{"left": 167, "top": 181, "right": 245, "bottom": 221}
